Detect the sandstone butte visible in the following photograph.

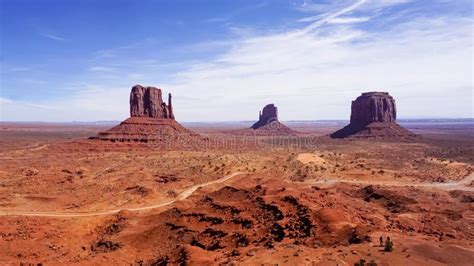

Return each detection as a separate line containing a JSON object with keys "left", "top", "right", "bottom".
{"left": 331, "top": 92, "right": 417, "bottom": 139}
{"left": 91, "top": 85, "right": 201, "bottom": 144}
{"left": 249, "top": 104, "right": 297, "bottom": 135}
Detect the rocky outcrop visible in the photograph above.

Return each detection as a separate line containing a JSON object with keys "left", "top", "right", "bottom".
{"left": 130, "top": 85, "right": 174, "bottom": 119}
{"left": 251, "top": 104, "right": 278, "bottom": 129}
{"left": 91, "top": 85, "right": 202, "bottom": 146}
{"left": 224, "top": 104, "right": 295, "bottom": 136}
{"left": 331, "top": 92, "right": 416, "bottom": 139}
{"left": 350, "top": 92, "right": 396, "bottom": 125}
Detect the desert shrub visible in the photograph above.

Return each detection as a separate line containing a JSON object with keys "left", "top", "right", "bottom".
{"left": 384, "top": 238, "right": 393, "bottom": 252}
{"left": 367, "top": 260, "right": 377, "bottom": 266}
{"left": 354, "top": 258, "right": 366, "bottom": 266}
{"left": 354, "top": 259, "right": 377, "bottom": 266}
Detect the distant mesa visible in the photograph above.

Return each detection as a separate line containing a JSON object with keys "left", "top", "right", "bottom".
{"left": 90, "top": 85, "right": 202, "bottom": 145}
{"left": 234, "top": 104, "right": 297, "bottom": 135}
{"left": 251, "top": 104, "right": 278, "bottom": 129}
{"left": 330, "top": 92, "right": 417, "bottom": 139}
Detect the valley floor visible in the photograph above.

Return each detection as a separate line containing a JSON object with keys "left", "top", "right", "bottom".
{"left": 0, "top": 121, "right": 472, "bottom": 265}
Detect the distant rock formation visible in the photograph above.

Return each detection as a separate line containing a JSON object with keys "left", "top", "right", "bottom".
{"left": 226, "top": 104, "right": 295, "bottom": 135}
{"left": 91, "top": 85, "right": 202, "bottom": 146}
{"left": 130, "top": 85, "right": 174, "bottom": 119}
{"left": 350, "top": 92, "right": 396, "bottom": 125}
{"left": 331, "top": 92, "right": 417, "bottom": 139}
{"left": 251, "top": 104, "right": 278, "bottom": 129}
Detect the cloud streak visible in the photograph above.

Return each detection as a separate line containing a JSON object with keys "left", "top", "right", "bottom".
{"left": 89, "top": 66, "right": 116, "bottom": 72}
{"left": 40, "top": 33, "right": 66, "bottom": 41}
{"left": 327, "top": 16, "right": 371, "bottom": 24}
{"left": 299, "top": 0, "right": 369, "bottom": 34}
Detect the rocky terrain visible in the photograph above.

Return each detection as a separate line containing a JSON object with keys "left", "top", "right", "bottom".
{"left": 0, "top": 120, "right": 472, "bottom": 265}
{"left": 331, "top": 92, "right": 417, "bottom": 139}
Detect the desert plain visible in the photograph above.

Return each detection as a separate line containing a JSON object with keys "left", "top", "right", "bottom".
{"left": 0, "top": 120, "right": 472, "bottom": 265}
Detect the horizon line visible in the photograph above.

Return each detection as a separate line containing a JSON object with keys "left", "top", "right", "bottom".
{"left": 1, "top": 118, "right": 473, "bottom": 124}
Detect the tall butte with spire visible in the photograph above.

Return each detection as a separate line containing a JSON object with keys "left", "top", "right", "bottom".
{"left": 91, "top": 85, "right": 201, "bottom": 145}
{"left": 129, "top": 85, "right": 175, "bottom": 119}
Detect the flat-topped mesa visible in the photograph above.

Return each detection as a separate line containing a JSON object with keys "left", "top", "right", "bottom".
{"left": 130, "top": 85, "right": 174, "bottom": 119}
{"left": 331, "top": 91, "right": 417, "bottom": 139}
{"left": 350, "top": 92, "right": 396, "bottom": 126}
{"left": 251, "top": 104, "right": 278, "bottom": 129}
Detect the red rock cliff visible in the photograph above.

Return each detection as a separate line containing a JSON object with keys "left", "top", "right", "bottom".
{"left": 350, "top": 92, "right": 396, "bottom": 125}
{"left": 331, "top": 91, "right": 416, "bottom": 139}
{"left": 130, "top": 85, "right": 174, "bottom": 119}
{"left": 251, "top": 104, "right": 278, "bottom": 129}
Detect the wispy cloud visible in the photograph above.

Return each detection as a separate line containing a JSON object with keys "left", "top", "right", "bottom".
{"left": 161, "top": 3, "right": 473, "bottom": 121}
{"left": 0, "top": 97, "right": 13, "bottom": 104}
{"left": 202, "top": 1, "right": 268, "bottom": 24}
{"left": 327, "top": 16, "right": 371, "bottom": 24}
{"left": 203, "top": 16, "right": 231, "bottom": 24}
{"left": 40, "top": 33, "right": 66, "bottom": 41}
{"left": 299, "top": 0, "right": 369, "bottom": 34}
{"left": 9, "top": 67, "right": 31, "bottom": 72}
{"left": 89, "top": 66, "right": 116, "bottom": 72}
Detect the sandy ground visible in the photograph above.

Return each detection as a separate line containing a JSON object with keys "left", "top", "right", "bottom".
{"left": 0, "top": 121, "right": 473, "bottom": 265}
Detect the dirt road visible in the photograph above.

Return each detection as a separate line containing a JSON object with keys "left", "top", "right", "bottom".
{"left": 0, "top": 172, "right": 244, "bottom": 218}
{"left": 305, "top": 172, "right": 474, "bottom": 192}
{"left": 1, "top": 171, "right": 472, "bottom": 218}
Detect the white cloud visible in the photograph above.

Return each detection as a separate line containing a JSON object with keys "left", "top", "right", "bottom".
{"left": 161, "top": 13, "right": 473, "bottom": 121}
{"left": 40, "top": 33, "right": 66, "bottom": 41}
{"left": 295, "top": 0, "right": 412, "bottom": 13}
{"left": 327, "top": 16, "right": 371, "bottom": 24}
{"left": 299, "top": 0, "right": 369, "bottom": 34}
{"left": 1, "top": 85, "right": 131, "bottom": 121}
{"left": 0, "top": 97, "right": 13, "bottom": 104}
{"left": 89, "top": 66, "right": 116, "bottom": 72}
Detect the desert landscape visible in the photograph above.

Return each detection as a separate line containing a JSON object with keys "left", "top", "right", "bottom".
{"left": 0, "top": 86, "right": 472, "bottom": 265}
{"left": 2, "top": 0, "right": 473, "bottom": 265}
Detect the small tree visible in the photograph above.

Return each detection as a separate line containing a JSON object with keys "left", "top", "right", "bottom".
{"left": 384, "top": 238, "right": 394, "bottom": 252}
{"left": 355, "top": 258, "right": 377, "bottom": 266}
{"left": 367, "top": 260, "right": 378, "bottom": 266}
{"left": 354, "top": 258, "right": 366, "bottom": 266}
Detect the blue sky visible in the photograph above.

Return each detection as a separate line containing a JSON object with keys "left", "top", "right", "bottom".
{"left": 1, "top": 0, "right": 472, "bottom": 121}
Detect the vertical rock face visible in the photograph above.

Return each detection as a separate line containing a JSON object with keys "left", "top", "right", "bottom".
{"left": 350, "top": 92, "right": 396, "bottom": 126}
{"left": 331, "top": 91, "right": 416, "bottom": 139}
{"left": 251, "top": 104, "right": 278, "bottom": 129}
{"left": 168, "top": 93, "right": 175, "bottom": 120}
{"left": 130, "top": 85, "right": 174, "bottom": 119}
{"left": 92, "top": 84, "right": 203, "bottom": 144}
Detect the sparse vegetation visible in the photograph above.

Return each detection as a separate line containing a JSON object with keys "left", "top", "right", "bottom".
{"left": 384, "top": 238, "right": 394, "bottom": 252}
{"left": 355, "top": 258, "right": 377, "bottom": 266}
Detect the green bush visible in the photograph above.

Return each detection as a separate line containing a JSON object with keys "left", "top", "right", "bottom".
{"left": 384, "top": 238, "right": 394, "bottom": 252}
{"left": 355, "top": 258, "right": 377, "bottom": 266}
{"left": 354, "top": 258, "right": 366, "bottom": 266}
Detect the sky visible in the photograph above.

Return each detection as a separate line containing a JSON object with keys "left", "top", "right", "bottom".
{"left": 0, "top": 0, "right": 473, "bottom": 122}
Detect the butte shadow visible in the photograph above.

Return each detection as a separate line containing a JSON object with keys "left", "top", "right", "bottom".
{"left": 331, "top": 92, "right": 417, "bottom": 139}
{"left": 90, "top": 85, "right": 204, "bottom": 147}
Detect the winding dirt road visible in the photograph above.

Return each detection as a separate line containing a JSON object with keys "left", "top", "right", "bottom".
{"left": 0, "top": 172, "right": 244, "bottom": 218}
{"left": 305, "top": 172, "right": 474, "bottom": 192}
{"left": 0, "top": 171, "right": 472, "bottom": 218}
